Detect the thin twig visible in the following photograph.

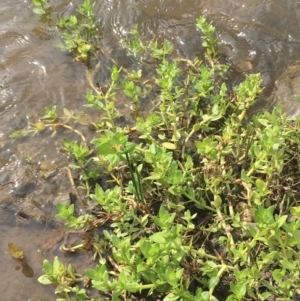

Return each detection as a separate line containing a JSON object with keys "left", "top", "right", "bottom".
{"left": 66, "top": 167, "right": 86, "bottom": 208}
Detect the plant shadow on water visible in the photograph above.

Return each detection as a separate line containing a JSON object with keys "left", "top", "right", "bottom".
{"left": 0, "top": 209, "right": 53, "bottom": 299}
{"left": 0, "top": 208, "right": 97, "bottom": 300}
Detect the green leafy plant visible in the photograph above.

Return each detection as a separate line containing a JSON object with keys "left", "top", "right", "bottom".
{"left": 32, "top": 0, "right": 101, "bottom": 62}
{"left": 39, "top": 256, "right": 87, "bottom": 301}
{"left": 32, "top": 0, "right": 52, "bottom": 22}
{"left": 25, "top": 5, "right": 300, "bottom": 300}
{"left": 56, "top": 0, "right": 101, "bottom": 62}
{"left": 196, "top": 16, "right": 218, "bottom": 62}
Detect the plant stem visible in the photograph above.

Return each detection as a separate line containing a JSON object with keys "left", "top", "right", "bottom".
{"left": 125, "top": 151, "right": 145, "bottom": 204}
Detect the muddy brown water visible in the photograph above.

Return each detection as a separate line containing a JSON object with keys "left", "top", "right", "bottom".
{"left": 1, "top": 0, "right": 300, "bottom": 299}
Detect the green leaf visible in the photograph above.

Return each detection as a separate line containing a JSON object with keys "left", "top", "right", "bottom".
{"left": 164, "top": 266, "right": 178, "bottom": 286}
{"left": 38, "top": 275, "right": 53, "bottom": 285}
{"left": 254, "top": 205, "right": 275, "bottom": 225}
{"left": 32, "top": 0, "right": 42, "bottom": 6}
{"left": 124, "top": 142, "right": 136, "bottom": 153}
{"left": 226, "top": 296, "right": 238, "bottom": 301}
{"left": 111, "top": 65, "right": 121, "bottom": 81}
{"left": 118, "top": 270, "right": 127, "bottom": 286}
{"left": 124, "top": 282, "right": 140, "bottom": 293}
{"left": 152, "top": 206, "right": 176, "bottom": 229}
{"left": 280, "top": 259, "right": 296, "bottom": 271}
{"left": 272, "top": 269, "right": 284, "bottom": 283}
{"left": 149, "top": 232, "right": 166, "bottom": 244}
{"left": 33, "top": 8, "right": 44, "bottom": 14}
{"left": 127, "top": 69, "right": 142, "bottom": 81}
{"left": 201, "top": 291, "right": 210, "bottom": 301}
{"left": 230, "top": 282, "right": 246, "bottom": 299}
{"left": 68, "top": 15, "right": 77, "bottom": 26}
{"left": 112, "top": 294, "right": 122, "bottom": 301}
{"left": 209, "top": 276, "right": 220, "bottom": 289}
{"left": 85, "top": 265, "right": 109, "bottom": 282}
{"left": 42, "top": 259, "right": 53, "bottom": 275}
{"left": 53, "top": 256, "right": 62, "bottom": 273}
{"left": 276, "top": 215, "right": 287, "bottom": 229}
{"left": 257, "top": 118, "right": 269, "bottom": 126}
{"left": 255, "top": 178, "right": 268, "bottom": 195}
{"left": 163, "top": 293, "right": 180, "bottom": 301}
{"left": 290, "top": 206, "right": 300, "bottom": 216}
{"left": 241, "top": 169, "right": 252, "bottom": 183}
{"left": 213, "top": 195, "right": 222, "bottom": 208}
{"left": 67, "top": 204, "right": 75, "bottom": 215}
{"left": 195, "top": 137, "right": 219, "bottom": 160}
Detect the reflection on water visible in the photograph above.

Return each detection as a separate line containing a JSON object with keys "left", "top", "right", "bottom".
{"left": 1, "top": 0, "right": 300, "bottom": 299}
{"left": 0, "top": 210, "right": 54, "bottom": 299}
{"left": 20, "top": 260, "right": 35, "bottom": 278}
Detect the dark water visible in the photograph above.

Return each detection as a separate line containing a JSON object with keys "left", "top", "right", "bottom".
{"left": 1, "top": 0, "right": 300, "bottom": 299}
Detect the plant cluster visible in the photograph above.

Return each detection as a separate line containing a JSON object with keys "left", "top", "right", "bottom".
{"left": 32, "top": 0, "right": 52, "bottom": 22}
{"left": 23, "top": 3, "right": 300, "bottom": 301}
{"left": 32, "top": 0, "right": 101, "bottom": 62}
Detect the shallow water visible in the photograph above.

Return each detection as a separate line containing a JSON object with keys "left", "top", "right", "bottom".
{"left": 0, "top": 210, "right": 58, "bottom": 300}
{"left": 0, "top": 209, "right": 95, "bottom": 300}
{"left": 1, "top": 0, "right": 300, "bottom": 299}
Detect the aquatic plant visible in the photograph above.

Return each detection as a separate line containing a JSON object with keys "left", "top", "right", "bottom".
{"left": 57, "top": 0, "right": 101, "bottom": 62}
{"left": 32, "top": 0, "right": 101, "bottom": 62}
{"left": 22, "top": 4, "right": 300, "bottom": 301}
{"left": 32, "top": 0, "right": 51, "bottom": 16}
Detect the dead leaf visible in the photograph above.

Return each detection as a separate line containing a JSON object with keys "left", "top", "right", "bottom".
{"left": 8, "top": 242, "right": 24, "bottom": 260}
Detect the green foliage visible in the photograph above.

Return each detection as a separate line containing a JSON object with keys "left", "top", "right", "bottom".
{"left": 42, "top": 105, "right": 58, "bottom": 122}
{"left": 57, "top": 0, "right": 101, "bottom": 62}
{"left": 38, "top": 256, "right": 87, "bottom": 301}
{"left": 196, "top": 16, "right": 218, "bottom": 61}
{"left": 32, "top": 0, "right": 52, "bottom": 22}
{"left": 27, "top": 4, "right": 300, "bottom": 301}
{"left": 56, "top": 203, "right": 94, "bottom": 229}
{"left": 32, "top": 0, "right": 101, "bottom": 62}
